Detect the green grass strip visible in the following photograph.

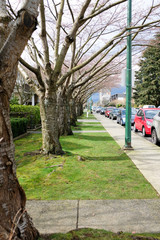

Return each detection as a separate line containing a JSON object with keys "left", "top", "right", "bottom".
{"left": 77, "top": 122, "right": 101, "bottom": 125}
{"left": 15, "top": 127, "right": 158, "bottom": 200}
{"left": 72, "top": 124, "right": 105, "bottom": 131}
{"left": 78, "top": 113, "right": 96, "bottom": 119}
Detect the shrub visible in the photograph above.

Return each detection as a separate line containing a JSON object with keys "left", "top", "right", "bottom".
{"left": 10, "top": 96, "right": 19, "bottom": 105}
{"left": 10, "top": 105, "right": 41, "bottom": 129}
{"left": 11, "top": 118, "right": 28, "bottom": 138}
{"left": 116, "top": 103, "right": 122, "bottom": 108}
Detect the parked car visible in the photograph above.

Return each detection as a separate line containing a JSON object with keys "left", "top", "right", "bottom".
{"left": 151, "top": 112, "right": 160, "bottom": 145}
{"left": 133, "top": 108, "right": 160, "bottom": 137}
{"left": 117, "top": 108, "right": 137, "bottom": 126}
{"left": 96, "top": 106, "right": 102, "bottom": 113}
{"left": 92, "top": 106, "right": 97, "bottom": 112}
{"left": 109, "top": 108, "right": 119, "bottom": 120}
{"left": 143, "top": 105, "right": 156, "bottom": 108}
{"left": 100, "top": 107, "right": 107, "bottom": 115}
{"left": 117, "top": 109, "right": 125, "bottom": 125}
{"left": 105, "top": 107, "right": 115, "bottom": 118}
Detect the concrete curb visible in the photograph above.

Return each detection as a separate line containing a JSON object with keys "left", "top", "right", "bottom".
{"left": 27, "top": 199, "right": 160, "bottom": 234}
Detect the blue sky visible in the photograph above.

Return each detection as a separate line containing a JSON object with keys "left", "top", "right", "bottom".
{"left": 91, "top": 86, "right": 126, "bottom": 103}
{"left": 111, "top": 86, "right": 126, "bottom": 95}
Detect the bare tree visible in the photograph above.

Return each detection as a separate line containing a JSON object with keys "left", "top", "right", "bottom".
{"left": 20, "top": 0, "right": 160, "bottom": 154}
{"left": 13, "top": 68, "right": 33, "bottom": 105}
{"left": 0, "top": 0, "right": 40, "bottom": 239}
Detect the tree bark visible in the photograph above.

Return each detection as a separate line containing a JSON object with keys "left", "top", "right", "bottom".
{"left": 0, "top": 1, "right": 40, "bottom": 238}
{"left": 70, "top": 98, "right": 77, "bottom": 126}
{"left": 0, "top": 86, "right": 39, "bottom": 240}
{"left": 76, "top": 102, "right": 83, "bottom": 117}
{"left": 39, "top": 92, "right": 64, "bottom": 154}
{"left": 58, "top": 92, "right": 73, "bottom": 136}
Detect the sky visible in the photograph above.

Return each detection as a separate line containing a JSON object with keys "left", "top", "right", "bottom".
{"left": 91, "top": 86, "right": 126, "bottom": 103}
{"left": 8, "top": 0, "right": 160, "bottom": 100}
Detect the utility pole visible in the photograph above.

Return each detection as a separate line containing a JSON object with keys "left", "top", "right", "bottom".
{"left": 125, "top": 0, "right": 132, "bottom": 149}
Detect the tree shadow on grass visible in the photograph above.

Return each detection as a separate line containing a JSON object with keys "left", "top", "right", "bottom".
{"left": 63, "top": 133, "right": 113, "bottom": 142}
{"left": 61, "top": 134, "right": 111, "bottom": 153}
{"left": 63, "top": 150, "right": 128, "bottom": 162}
{"left": 84, "top": 154, "right": 128, "bottom": 162}
{"left": 15, "top": 154, "right": 42, "bottom": 168}
{"left": 61, "top": 134, "right": 121, "bottom": 158}
{"left": 61, "top": 141, "right": 91, "bottom": 152}
{"left": 82, "top": 153, "right": 128, "bottom": 162}
{"left": 72, "top": 125, "right": 105, "bottom": 130}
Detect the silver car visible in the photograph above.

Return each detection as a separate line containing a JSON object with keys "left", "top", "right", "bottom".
{"left": 151, "top": 112, "right": 160, "bottom": 145}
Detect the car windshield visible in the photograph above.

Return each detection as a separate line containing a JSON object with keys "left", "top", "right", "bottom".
{"left": 145, "top": 110, "right": 160, "bottom": 119}
{"left": 113, "top": 109, "right": 119, "bottom": 113}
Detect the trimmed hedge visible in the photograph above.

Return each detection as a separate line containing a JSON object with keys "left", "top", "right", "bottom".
{"left": 11, "top": 118, "right": 28, "bottom": 138}
{"left": 10, "top": 105, "right": 41, "bottom": 129}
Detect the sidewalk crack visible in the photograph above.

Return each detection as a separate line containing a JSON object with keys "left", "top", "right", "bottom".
{"left": 76, "top": 200, "right": 80, "bottom": 230}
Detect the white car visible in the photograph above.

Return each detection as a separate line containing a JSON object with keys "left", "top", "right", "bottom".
{"left": 151, "top": 112, "right": 160, "bottom": 145}
{"left": 143, "top": 105, "right": 156, "bottom": 108}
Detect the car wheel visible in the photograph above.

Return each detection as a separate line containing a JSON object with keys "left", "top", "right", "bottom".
{"left": 133, "top": 123, "right": 138, "bottom": 132}
{"left": 112, "top": 116, "right": 114, "bottom": 120}
{"left": 151, "top": 129, "right": 159, "bottom": 145}
{"left": 142, "top": 126, "right": 146, "bottom": 137}
{"left": 120, "top": 120, "right": 124, "bottom": 126}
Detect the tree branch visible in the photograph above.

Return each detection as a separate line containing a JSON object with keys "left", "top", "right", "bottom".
{"left": 40, "top": 0, "right": 50, "bottom": 68}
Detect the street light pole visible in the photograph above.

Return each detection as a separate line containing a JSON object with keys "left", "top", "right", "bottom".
{"left": 125, "top": 0, "right": 132, "bottom": 149}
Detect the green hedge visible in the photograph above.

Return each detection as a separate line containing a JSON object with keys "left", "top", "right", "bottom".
{"left": 10, "top": 105, "right": 41, "bottom": 129}
{"left": 11, "top": 118, "right": 28, "bottom": 138}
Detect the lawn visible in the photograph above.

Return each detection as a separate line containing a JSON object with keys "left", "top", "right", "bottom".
{"left": 38, "top": 228, "right": 160, "bottom": 240}
{"left": 76, "top": 121, "right": 101, "bottom": 125}
{"left": 14, "top": 117, "right": 158, "bottom": 200}
{"left": 72, "top": 122, "right": 105, "bottom": 131}
{"left": 78, "top": 112, "right": 96, "bottom": 119}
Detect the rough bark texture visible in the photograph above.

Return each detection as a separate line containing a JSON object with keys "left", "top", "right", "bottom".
{"left": 0, "top": 2, "right": 40, "bottom": 239}
{"left": 70, "top": 99, "right": 77, "bottom": 127}
{"left": 0, "top": 88, "right": 39, "bottom": 240}
{"left": 39, "top": 93, "right": 64, "bottom": 154}
{"left": 58, "top": 93, "right": 73, "bottom": 136}
{"left": 76, "top": 102, "right": 83, "bottom": 117}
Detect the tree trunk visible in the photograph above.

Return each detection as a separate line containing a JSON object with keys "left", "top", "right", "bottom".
{"left": 0, "top": 92, "right": 39, "bottom": 240}
{"left": 76, "top": 102, "right": 83, "bottom": 117}
{"left": 0, "top": 1, "right": 40, "bottom": 238}
{"left": 39, "top": 92, "right": 64, "bottom": 154}
{"left": 79, "top": 102, "right": 84, "bottom": 116}
{"left": 70, "top": 98, "right": 77, "bottom": 126}
{"left": 58, "top": 92, "right": 73, "bottom": 136}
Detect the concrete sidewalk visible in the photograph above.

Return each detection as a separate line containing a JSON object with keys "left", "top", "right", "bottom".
{"left": 27, "top": 199, "right": 160, "bottom": 234}
{"left": 26, "top": 114, "right": 160, "bottom": 234}
{"left": 95, "top": 113, "right": 160, "bottom": 195}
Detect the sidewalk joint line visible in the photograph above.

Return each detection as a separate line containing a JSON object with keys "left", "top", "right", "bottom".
{"left": 76, "top": 200, "right": 80, "bottom": 230}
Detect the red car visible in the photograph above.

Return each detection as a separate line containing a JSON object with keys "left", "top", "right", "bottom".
{"left": 133, "top": 108, "right": 160, "bottom": 136}
{"left": 105, "top": 107, "right": 115, "bottom": 118}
